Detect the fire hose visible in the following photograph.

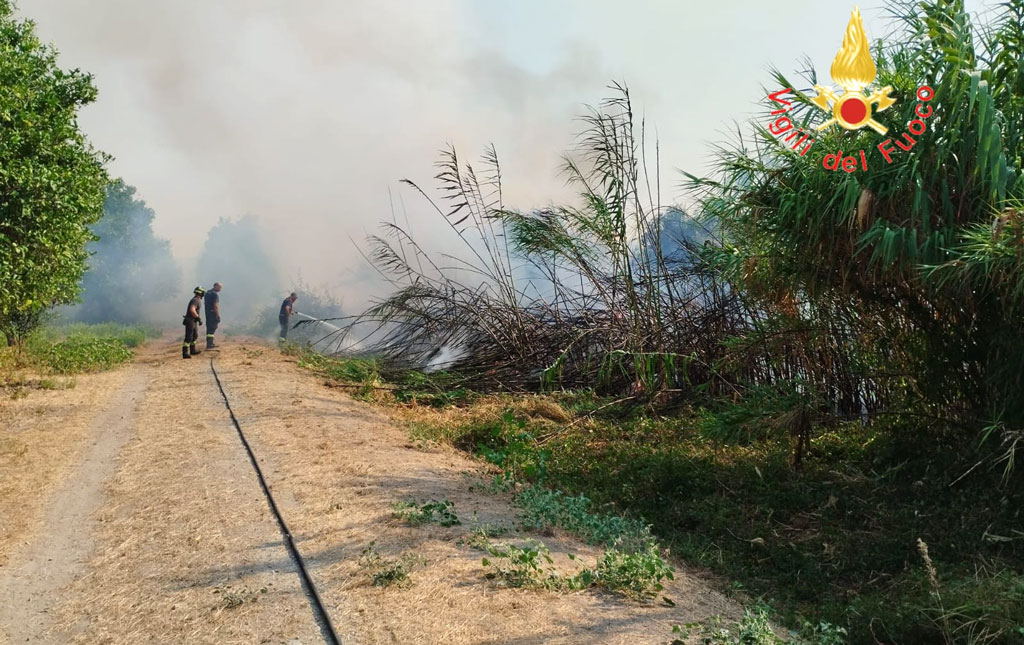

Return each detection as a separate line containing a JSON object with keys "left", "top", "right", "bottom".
{"left": 210, "top": 357, "right": 342, "bottom": 645}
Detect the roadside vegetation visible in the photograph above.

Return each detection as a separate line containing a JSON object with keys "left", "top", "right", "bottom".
{"left": 0, "top": 0, "right": 109, "bottom": 345}
{"left": 296, "top": 1, "right": 1024, "bottom": 642}
{"left": 1, "top": 323, "right": 159, "bottom": 392}
{"left": 299, "top": 355, "right": 1022, "bottom": 642}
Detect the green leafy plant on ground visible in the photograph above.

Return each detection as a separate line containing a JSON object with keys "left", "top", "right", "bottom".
{"left": 478, "top": 536, "right": 672, "bottom": 599}
{"left": 514, "top": 485, "right": 654, "bottom": 553}
{"left": 55, "top": 323, "right": 159, "bottom": 348}
{"left": 358, "top": 541, "right": 421, "bottom": 588}
{"left": 594, "top": 543, "right": 675, "bottom": 598}
{"left": 672, "top": 606, "right": 848, "bottom": 645}
{"left": 481, "top": 539, "right": 566, "bottom": 589}
{"left": 298, "top": 351, "right": 476, "bottom": 407}
{"left": 44, "top": 336, "right": 132, "bottom": 374}
{"left": 392, "top": 499, "right": 461, "bottom": 527}
{"left": 402, "top": 395, "right": 1023, "bottom": 642}
{"left": 300, "top": 353, "right": 379, "bottom": 384}
{"left": 1, "top": 323, "right": 157, "bottom": 381}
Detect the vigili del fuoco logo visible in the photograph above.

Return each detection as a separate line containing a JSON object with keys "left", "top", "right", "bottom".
{"left": 765, "top": 6, "right": 934, "bottom": 172}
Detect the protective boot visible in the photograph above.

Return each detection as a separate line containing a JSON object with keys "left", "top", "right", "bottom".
{"left": 182, "top": 344, "right": 191, "bottom": 359}
{"left": 189, "top": 343, "right": 201, "bottom": 356}
{"left": 206, "top": 335, "right": 217, "bottom": 349}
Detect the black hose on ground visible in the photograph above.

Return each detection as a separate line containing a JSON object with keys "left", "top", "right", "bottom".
{"left": 210, "top": 358, "right": 342, "bottom": 645}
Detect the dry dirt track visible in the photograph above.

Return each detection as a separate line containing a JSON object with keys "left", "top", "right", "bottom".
{"left": 0, "top": 338, "right": 744, "bottom": 644}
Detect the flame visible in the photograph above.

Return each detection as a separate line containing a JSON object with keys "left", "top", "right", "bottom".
{"left": 830, "top": 7, "right": 876, "bottom": 90}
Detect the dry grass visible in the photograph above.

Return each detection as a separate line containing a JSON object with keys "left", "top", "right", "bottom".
{"left": 48, "top": 340, "right": 322, "bottom": 644}
{"left": 4, "top": 338, "right": 747, "bottom": 643}
{"left": 0, "top": 366, "right": 130, "bottom": 569}
{"left": 210, "top": 342, "right": 743, "bottom": 644}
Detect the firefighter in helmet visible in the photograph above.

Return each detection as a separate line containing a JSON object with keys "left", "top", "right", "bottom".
{"left": 182, "top": 286, "right": 205, "bottom": 359}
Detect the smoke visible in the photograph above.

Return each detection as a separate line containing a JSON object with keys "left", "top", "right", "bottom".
{"left": 194, "top": 215, "right": 282, "bottom": 326}
{"left": 23, "top": 0, "right": 987, "bottom": 314}
{"left": 63, "top": 180, "right": 181, "bottom": 326}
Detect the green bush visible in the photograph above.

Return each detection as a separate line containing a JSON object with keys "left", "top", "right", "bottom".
{"left": 44, "top": 335, "right": 133, "bottom": 374}
{"left": 6, "top": 323, "right": 156, "bottom": 375}
{"left": 57, "top": 322, "right": 159, "bottom": 347}
{"left": 594, "top": 543, "right": 675, "bottom": 598}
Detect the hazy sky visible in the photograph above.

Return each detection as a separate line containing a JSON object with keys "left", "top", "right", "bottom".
{"left": 21, "top": 0, "right": 995, "bottom": 304}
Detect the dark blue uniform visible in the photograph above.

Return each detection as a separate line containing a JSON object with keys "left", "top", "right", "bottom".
{"left": 279, "top": 298, "right": 292, "bottom": 340}
{"left": 204, "top": 290, "right": 220, "bottom": 347}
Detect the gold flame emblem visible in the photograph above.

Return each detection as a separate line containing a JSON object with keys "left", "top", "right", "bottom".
{"left": 811, "top": 7, "right": 895, "bottom": 134}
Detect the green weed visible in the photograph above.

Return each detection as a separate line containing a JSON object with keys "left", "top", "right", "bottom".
{"left": 514, "top": 486, "right": 654, "bottom": 553}
{"left": 392, "top": 498, "right": 461, "bottom": 527}
{"left": 359, "top": 541, "right": 421, "bottom": 588}
{"left": 44, "top": 335, "right": 132, "bottom": 374}
{"left": 456, "top": 411, "right": 550, "bottom": 483}
{"left": 671, "top": 607, "right": 848, "bottom": 645}
{"left": 3, "top": 323, "right": 155, "bottom": 376}
{"left": 482, "top": 539, "right": 557, "bottom": 588}
{"left": 478, "top": 536, "right": 671, "bottom": 598}
{"left": 278, "top": 340, "right": 304, "bottom": 357}
{"left": 594, "top": 543, "right": 674, "bottom": 598}
{"left": 57, "top": 323, "right": 158, "bottom": 348}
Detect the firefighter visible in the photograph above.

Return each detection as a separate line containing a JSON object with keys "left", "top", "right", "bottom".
{"left": 204, "top": 282, "right": 222, "bottom": 349}
{"left": 182, "top": 286, "right": 204, "bottom": 359}
{"left": 279, "top": 292, "right": 298, "bottom": 342}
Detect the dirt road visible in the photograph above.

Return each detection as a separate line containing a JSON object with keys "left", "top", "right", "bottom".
{"left": 0, "top": 339, "right": 743, "bottom": 644}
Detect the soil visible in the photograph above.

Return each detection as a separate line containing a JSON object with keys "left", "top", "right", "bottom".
{"left": 0, "top": 338, "right": 744, "bottom": 644}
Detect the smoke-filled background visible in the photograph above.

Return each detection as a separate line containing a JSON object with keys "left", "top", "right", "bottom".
{"left": 23, "top": 0, "right": 993, "bottom": 322}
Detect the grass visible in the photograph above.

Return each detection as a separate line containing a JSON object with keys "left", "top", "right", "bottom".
{"left": 294, "top": 349, "right": 1022, "bottom": 640}
{"left": 296, "top": 350, "right": 476, "bottom": 406}
{"left": 389, "top": 391, "right": 1024, "bottom": 644}
{"left": 477, "top": 537, "right": 674, "bottom": 598}
{"left": 672, "top": 605, "right": 849, "bottom": 645}
{"left": 43, "top": 336, "right": 133, "bottom": 374}
{"left": 514, "top": 486, "right": 655, "bottom": 553}
{"left": 1, "top": 323, "right": 158, "bottom": 388}
{"left": 593, "top": 543, "right": 675, "bottom": 598}
{"left": 358, "top": 541, "right": 421, "bottom": 588}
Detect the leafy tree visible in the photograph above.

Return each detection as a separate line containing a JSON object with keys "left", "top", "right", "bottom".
{"left": 195, "top": 215, "right": 281, "bottom": 324}
{"left": 0, "top": 0, "right": 109, "bottom": 344}
{"left": 68, "top": 179, "right": 180, "bottom": 323}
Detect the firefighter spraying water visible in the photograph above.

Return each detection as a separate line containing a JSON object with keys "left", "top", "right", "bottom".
{"left": 278, "top": 292, "right": 298, "bottom": 342}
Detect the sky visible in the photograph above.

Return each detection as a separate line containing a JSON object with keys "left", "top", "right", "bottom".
{"left": 20, "top": 0, "right": 997, "bottom": 307}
